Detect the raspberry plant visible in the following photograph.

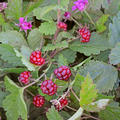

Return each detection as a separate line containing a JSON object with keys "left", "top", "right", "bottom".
{"left": 0, "top": 0, "right": 120, "bottom": 120}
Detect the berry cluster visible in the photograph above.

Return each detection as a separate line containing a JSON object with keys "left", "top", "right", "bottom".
{"left": 40, "top": 80, "right": 57, "bottom": 96}
{"left": 79, "top": 27, "right": 91, "bottom": 43}
{"left": 33, "top": 95, "right": 45, "bottom": 107}
{"left": 54, "top": 66, "right": 72, "bottom": 81}
{"left": 19, "top": 71, "right": 31, "bottom": 84}
{"left": 30, "top": 50, "right": 45, "bottom": 66}
{"left": 55, "top": 98, "right": 68, "bottom": 111}
{"left": 57, "top": 22, "right": 67, "bottom": 31}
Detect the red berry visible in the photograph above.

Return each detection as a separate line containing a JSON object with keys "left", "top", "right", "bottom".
{"left": 57, "top": 22, "right": 67, "bottom": 31}
{"left": 30, "top": 50, "right": 45, "bottom": 66}
{"left": 33, "top": 95, "right": 45, "bottom": 107}
{"left": 40, "top": 80, "right": 57, "bottom": 96}
{"left": 54, "top": 66, "right": 72, "bottom": 81}
{"left": 55, "top": 98, "right": 68, "bottom": 111}
{"left": 79, "top": 27, "right": 91, "bottom": 43}
{"left": 19, "top": 71, "right": 31, "bottom": 84}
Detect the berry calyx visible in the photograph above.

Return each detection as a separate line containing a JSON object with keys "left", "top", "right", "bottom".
{"left": 19, "top": 71, "right": 31, "bottom": 84}
{"left": 57, "top": 22, "right": 67, "bottom": 31}
{"left": 30, "top": 50, "right": 45, "bottom": 66}
{"left": 79, "top": 27, "right": 91, "bottom": 43}
{"left": 33, "top": 95, "right": 45, "bottom": 107}
{"left": 40, "top": 80, "right": 57, "bottom": 96}
{"left": 54, "top": 66, "right": 72, "bottom": 81}
{"left": 55, "top": 98, "right": 68, "bottom": 111}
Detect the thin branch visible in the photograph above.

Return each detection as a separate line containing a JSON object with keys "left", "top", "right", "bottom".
{"left": 66, "top": 106, "right": 77, "bottom": 112}
{"left": 53, "top": 0, "right": 61, "bottom": 44}
{"left": 83, "top": 113, "right": 100, "bottom": 120}
{"left": 71, "top": 88, "right": 80, "bottom": 102}
{"left": 71, "top": 17, "right": 82, "bottom": 27}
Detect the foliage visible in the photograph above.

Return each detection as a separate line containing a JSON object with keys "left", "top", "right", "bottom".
{"left": 79, "top": 60, "right": 118, "bottom": 93}
{"left": 46, "top": 106, "right": 63, "bottom": 120}
{"left": 0, "top": 0, "right": 120, "bottom": 120}
{"left": 2, "top": 76, "right": 27, "bottom": 120}
{"left": 80, "top": 74, "right": 97, "bottom": 107}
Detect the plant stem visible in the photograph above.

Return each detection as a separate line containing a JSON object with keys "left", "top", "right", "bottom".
{"left": 84, "top": 10, "right": 95, "bottom": 26}
{"left": 23, "top": 72, "right": 45, "bottom": 90}
{"left": 23, "top": 62, "right": 52, "bottom": 90}
{"left": 53, "top": 0, "right": 61, "bottom": 44}
{"left": 71, "top": 17, "right": 82, "bottom": 27}
{"left": 71, "top": 88, "right": 80, "bottom": 102}
{"left": 83, "top": 113, "right": 100, "bottom": 120}
{"left": 73, "top": 56, "right": 92, "bottom": 71}
{"left": 66, "top": 106, "right": 77, "bottom": 112}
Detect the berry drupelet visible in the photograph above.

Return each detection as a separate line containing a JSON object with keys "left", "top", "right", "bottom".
{"left": 54, "top": 66, "right": 72, "bottom": 81}
{"left": 33, "top": 95, "right": 45, "bottom": 107}
{"left": 79, "top": 27, "right": 91, "bottom": 43}
{"left": 30, "top": 50, "right": 45, "bottom": 66}
{"left": 19, "top": 71, "right": 31, "bottom": 84}
{"left": 40, "top": 80, "right": 57, "bottom": 96}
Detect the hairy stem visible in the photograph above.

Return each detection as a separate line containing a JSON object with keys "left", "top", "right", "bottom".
{"left": 23, "top": 62, "right": 52, "bottom": 90}
{"left": 71, "top": 88, "right": 80, "bottom": 102}
{"left": 83, "top": 113, "right": 100, "bottom": 120}
{"left": 84, "top": 10, "right": 95, "bottom": 26}
{"left": 71, "top": 17, "right": 82, "bottom": 27}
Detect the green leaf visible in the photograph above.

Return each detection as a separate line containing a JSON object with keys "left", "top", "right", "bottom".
{"left": 0, "top": 68, "right": 27, "bottom": 74}
{"left": 96, "top": 14, "right": 109, "bottom": 33}
{"left": 109, "top": 42, "right": 120, "bottom": 65}
{"left": 55, "top": 79, "right": 68, "bottom": 95}
{"left": 0, "top": 44, "right": 23, "bottom": 66}
{"left": 93, "top": 50, "right": 110, "bottom": 62}
{"left": 84, "top": 99, "right": 110, "bottom": 112}
{"left": 59, "top": 0, "right": 69, "bottom": 11}
{"left": 39, "top": 21, "right": 57, "bottom": 35}
{"left": 70, "top": 32, "right": 110, "bottom": 56}
{"left": 59, "top": 111, "right": 71, "bottom": 120}
{"left": 23, "top": 0, "right": 44, "bottom": 16}
{"left": 0, "top": 83, "right": 9, "bottom": 107}
{"left": 58, "top": 54, "right": 68, "bottom": 66}
{"left": 57, "top": 32, "right": 74, "bottom": 42}
{"left": 14, "top": 49, "right": 35, "bottom": 71}
{"left": 33, "top": 5, "right": 57, "bottom": 21}
{"left": 72, "top": 73, "right": 84, "bottom": 96}
{"left": 0, "top": 31, "right": 28, "bottom": 49}
{"left": 109, "top": 11, "right": 120, "bottom": 47}
{"left": 20, "top": 46, "right": 32, "bottom": 60}
{"left": 28, "top": 28, "right": 44, "bottom": 50}
{"left": 5, "top": 0, "right": 22, "bottom": 20}
{"left": 46, "top": 106, "right": 63, "bottom": 120}
{"left": 43, "top": 41, "right": 68, "bottom": 52}
{"left": 79, "top": 60, "right": 118, "bottom": 93}
{"left": 99, "top": 102, "right": 120, "bottom": 120}
{"left": 68, "top": 107, "right": 83, "bottom": 120}
{"left": 105, "top": 0, "right": 120, "bottom": 15}
{"left": 55, "top": 49, "right": 76, "bottom": 64}
{"left": 3, "top": 76, "right": 27, "bottom": 120}
{"left": 88, "top": 0, "right": 111, "bottom": 10}
{"left": 80, "top": 74, "right": 97, "bottom": 107}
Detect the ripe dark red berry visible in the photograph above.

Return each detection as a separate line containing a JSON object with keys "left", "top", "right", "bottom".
{"left": 57, "top": 22, "right": 67, "bottom": 31}
{"left": 33, "top": 95, "right": 45, "bottom": 107}
{"left": 30, "top": 50, "right": 45, "bottom": 66}
{"left": 79, "top": 27, "right": 91, "bottom": 43}
{"left": 54, "top": 66, "right": 72, "bottom": 81}
{"left": 55, "top": 98, "right": 68, "bottom": 111}
{"left": 40, "top": 80, "right": 57, "bottom": 96}
{"left": 19, "top": 71, "right": 31, "bottom": 84}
